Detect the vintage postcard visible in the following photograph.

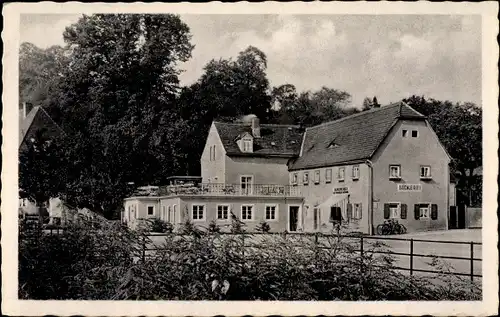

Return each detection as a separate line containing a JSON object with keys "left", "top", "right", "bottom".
{"left": 2, "top": 2, "right": 498, "bottom": 316}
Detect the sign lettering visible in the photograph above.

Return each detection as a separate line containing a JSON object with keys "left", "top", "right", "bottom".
{"left": 333, "top": 187, "right": 349, "bottom": 194}
{"left": 397, "top": 184, "right": 422, "bottom": 192}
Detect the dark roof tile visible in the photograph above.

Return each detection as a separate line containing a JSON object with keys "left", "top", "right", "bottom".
{"left": 214, "top": 122, "right": 303, "bottom": 157}
{"left": 289, "top": 102, "right": 425, "bottom": 170}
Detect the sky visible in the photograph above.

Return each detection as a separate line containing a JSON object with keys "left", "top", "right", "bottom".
{"left": 20, "top": 14, "right": 482, "bottom": 107}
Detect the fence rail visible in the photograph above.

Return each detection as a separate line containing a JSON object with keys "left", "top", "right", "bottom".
{"left": 158, "top": 183, "right": 302, "bottom": 197}
{"left": 142, "top": 231, "right": 482, "bottom": 281}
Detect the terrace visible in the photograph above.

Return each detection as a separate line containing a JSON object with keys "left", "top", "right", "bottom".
{"left": 158, "top": 183, "right": 302, "bottom": 197}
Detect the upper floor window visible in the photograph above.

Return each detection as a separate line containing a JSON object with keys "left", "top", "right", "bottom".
{"left": 402, "top": 129, "right": 408, "bottom": 137}
{"left": 303, "top": 172, "right": 309, "bottom": 185}
{"left": 212, "top": 145, "right": 216, "bottom": 160}
{"left": 325, "top": 168, "right": 332, "bottom": 183}
{"left": 314, "top": 170, "right": 320, "bottom": 184}
{"left": 420, "top": 165, "right": 432, "bottom": 179}
{"left": 242, "top": 139, "right": 253, "bottom": 152}
{"left": 291, "top": 173, "right": 298, "bottom": 185}
{"left": 338, "top": 167, "right": 345, "bottom": 182}
{"left": 389, "top": 165, "right": 401, "bottom": 179}
{"left": 352, "top": 165, "right": 360, "bottom": 180}
{"left": 192, "top": 204, "right": 205, "bottom": 221}
{"left": 411, "top": 130, "right": 418, "bottom": 138}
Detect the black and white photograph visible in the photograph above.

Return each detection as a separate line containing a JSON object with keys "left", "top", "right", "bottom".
{"left": 2, "top": 2, "right": 498, "bottom": 316}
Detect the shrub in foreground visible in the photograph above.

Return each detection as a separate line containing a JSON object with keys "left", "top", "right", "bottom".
{"left": 19, "top": 223, "right": 481, "bottom": 301}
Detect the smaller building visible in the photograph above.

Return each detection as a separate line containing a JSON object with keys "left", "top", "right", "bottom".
{"left": 123, "top": 183, "right": 304, "bottom": 232}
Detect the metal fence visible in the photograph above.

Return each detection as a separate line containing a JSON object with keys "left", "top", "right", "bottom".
{"left": 142, "top": 232, "right": 482, "bottom": 281}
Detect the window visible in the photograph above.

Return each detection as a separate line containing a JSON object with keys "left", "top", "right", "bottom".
{"left": 240, "top": 176, "right": 253, "bottom": 195}
{"left": 303, "top": 172, "right": 309, "bottom": 185}
{"left": 419, "top": 204, "right": 430, "bottom": 219}
{"left": 209, "top": 146, "right": 213, "bottom": 161}
{"left": 325, "top": 168, "right": 332, "bottom": 183}
{"left": 242, "top": 139, "right": 252, "bottom": 152}
{"left": 213, "top": 145, "right": 216, "bottom": 160}
{"left": 147, "top": 206, "right": 155, "bottom": 216}
{"left": 420, "top": 165, "right": 431, "bottom": 179}
{"left": 241, "top": 205, "right": 253, "bottom": 221}
{"left": 389, "top": 165, "right": 401, "bottom": 179}
{"left": 291, "top": 173, "right": 298, "bottom": 185}
{"left": 173, "top": 205, "right": 177, "bottom": 223}
{"left": 353, "top": 203, "right": 362, "bottom": 219}
{"left": 167, "top": 206, "right": 172, "bottom": 222}
{"left": 338, "top": 167, "right": 345, "bottom": 182}
{"left": 265, "top": 204, "right": 277, "bottom": 220}
{"left": 192, "top": 205, "right": 205, "bottom": 221}
{"left": 389, "top": 203, "right": 400, "bottom": 219}
{"left": 402, "top": 129, "right": 408, "bottom": 137}
{"left": 314, "top": 170, "right": 320, "bottom": 184}
{"left": 161, "top": 206, "right": 166, "bottom": 220}
{"left": 217, "top": 205, "right": 229, "bottom": 220}
{"left": 352, "top": 165, "right": 360, "bottom": 180}
{"left": 412, "top": 130, "right": 418, "bottom": 138}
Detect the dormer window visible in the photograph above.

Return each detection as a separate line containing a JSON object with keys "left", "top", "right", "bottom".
{"left": 242, "top": 139, "right": 253, "bottom": 152}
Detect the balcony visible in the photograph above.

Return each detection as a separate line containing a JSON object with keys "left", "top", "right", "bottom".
{"left": 158, "top": 183, "right": 302, "bottom": 197}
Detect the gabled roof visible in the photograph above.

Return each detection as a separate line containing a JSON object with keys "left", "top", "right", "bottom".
{"left": 214, "top": 122, "right": 303, "bottom": 157}
{"left": 289, "top": 102, "right": 426, "bottom": 171}
{"left": 19, "top": 106, "right": 64, "bottom": 148}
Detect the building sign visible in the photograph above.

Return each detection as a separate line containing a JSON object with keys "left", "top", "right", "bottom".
{"left": 333, "top": 186, "right": 349, "bottom": 195}
{"left": 397, "top": 184, "right": 422, "bottom": 192}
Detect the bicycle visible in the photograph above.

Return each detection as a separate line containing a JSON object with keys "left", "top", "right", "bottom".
{"left": 376, "top": 219, "right": 407, "bottom": 235}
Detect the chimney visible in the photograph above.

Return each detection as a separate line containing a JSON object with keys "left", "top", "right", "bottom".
{"left": 251, "top": 116, "right": 260, "bottom": 138}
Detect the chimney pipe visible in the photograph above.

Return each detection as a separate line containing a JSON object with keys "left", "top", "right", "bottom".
{"left": 251, "top": 116, "right": 260, "bottom": 138}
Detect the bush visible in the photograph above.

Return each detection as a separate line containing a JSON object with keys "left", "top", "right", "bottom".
{"left": 255, "top": 221, "right": 270, "bottom": 233}
{"left": 148, "top": 218, "right": 173, "bottom": 233}
{"left": 208, "top": 219, "right": 221, "bottom": 233}
{"left": 19, "top": 223, "right": 481, "bottom": 301}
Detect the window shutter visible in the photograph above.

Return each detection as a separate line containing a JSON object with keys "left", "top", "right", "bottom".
{"left": 414, "top": 204, "right": 420, "bottom": 220}
{"left": 347, "top": 203, "right": 353, "bottom": 220}
{"left": 383, "top": 204, "right": 390, "bottom": 219}
{"left": 431, "top": 204, "right": 438, "bottom": 220}
{"left": 401, "top": 204, "right": 407, "bottom": 219}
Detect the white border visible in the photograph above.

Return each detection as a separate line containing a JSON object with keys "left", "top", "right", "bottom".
{"left": 2, "top": 2, "right": 498, "bottom": 316}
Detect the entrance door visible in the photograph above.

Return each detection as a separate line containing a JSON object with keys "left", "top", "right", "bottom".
{"left": 449, "top": 206, "right": 457, "bottom": 229}
{"left": 457, "top": 205, "right": 466, "bottom": 229}
{"left": 288, "top": 206, "right": 300, "bottom": 232}
{"left": 240, "top": 176, "right": 253, "bottom": 195}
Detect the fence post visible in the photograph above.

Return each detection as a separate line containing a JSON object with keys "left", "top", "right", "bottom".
{"left": 360, "top": 236, "right": 364, "bottom": 257}
{"left": 410, "top": 239, "right": 414, "bottom": 276}
{"left": 141, "top": 235, "right": 146, "bottom": 263}
{"left": 470, "top": 241, "right": 474, "bottom": 282}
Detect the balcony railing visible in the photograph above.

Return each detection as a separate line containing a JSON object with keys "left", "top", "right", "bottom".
{"left": 158, "top": 183, "right": 301, "bottom": 197}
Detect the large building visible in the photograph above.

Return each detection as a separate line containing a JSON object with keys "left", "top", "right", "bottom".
{"left": 123, "top": 102, "right": 456, "bottom": 235}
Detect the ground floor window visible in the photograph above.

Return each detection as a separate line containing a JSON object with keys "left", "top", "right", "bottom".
{"left": 419, "top": 204, "right": 430, "bottom": 219}
{"left": 313, "top": 207, "right": 320, "bottom": 229}
{"left": 192, "top": 205, "right": 205, "bottom": 221}
{"left": 241, "top": 205, "right": 253, "bottom": 220}
{"left": 217, "top": 205, "right": 229, "bottom": 220}
{"left": 265, "top": 205, "right": 277, "bottom": 220}
{"left": 353, "top": 203, "right": 362, "bottom": 219}
{"left": 147, "top": 205, "right": 155, "bottom": 216}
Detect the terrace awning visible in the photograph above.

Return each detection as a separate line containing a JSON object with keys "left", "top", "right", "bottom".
{"left": 317, "top": 194, "right": 349, "bottom": 220}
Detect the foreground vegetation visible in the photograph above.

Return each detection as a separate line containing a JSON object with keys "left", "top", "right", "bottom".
{"left": 19, "top": 218, "right": 481, "bottom": 300}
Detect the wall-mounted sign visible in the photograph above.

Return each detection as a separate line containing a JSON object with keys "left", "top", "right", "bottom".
{"left": 397, "top": 184, "right": 422, "bottom": 192}
{"left": 333, "top": 186, "right": 349, "bottom": 194}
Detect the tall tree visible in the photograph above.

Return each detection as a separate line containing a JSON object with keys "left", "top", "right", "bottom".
{"left": 25, "top": 14, "right": 194, "bottom": 218}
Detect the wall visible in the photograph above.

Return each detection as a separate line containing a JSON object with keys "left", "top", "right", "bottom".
{"left": 466, "top": 207, "right": 482, "bottom": 228}
{"left": 371, "top": 120, "right": 450, "bottom": 233}
{"left": 123, "top": 197, "right": 160, "bottom": 228}
{"left": 225, "top": 156, "right": 291, "bottom": 185}
{"left": 289, "top": 164, "right": 371, "bottom": 234}
{"left": 201, "top": 123, "right": 226, "bottom": 183}
{"left": 174, "top": 195, "right": 303, "bottom": 232}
